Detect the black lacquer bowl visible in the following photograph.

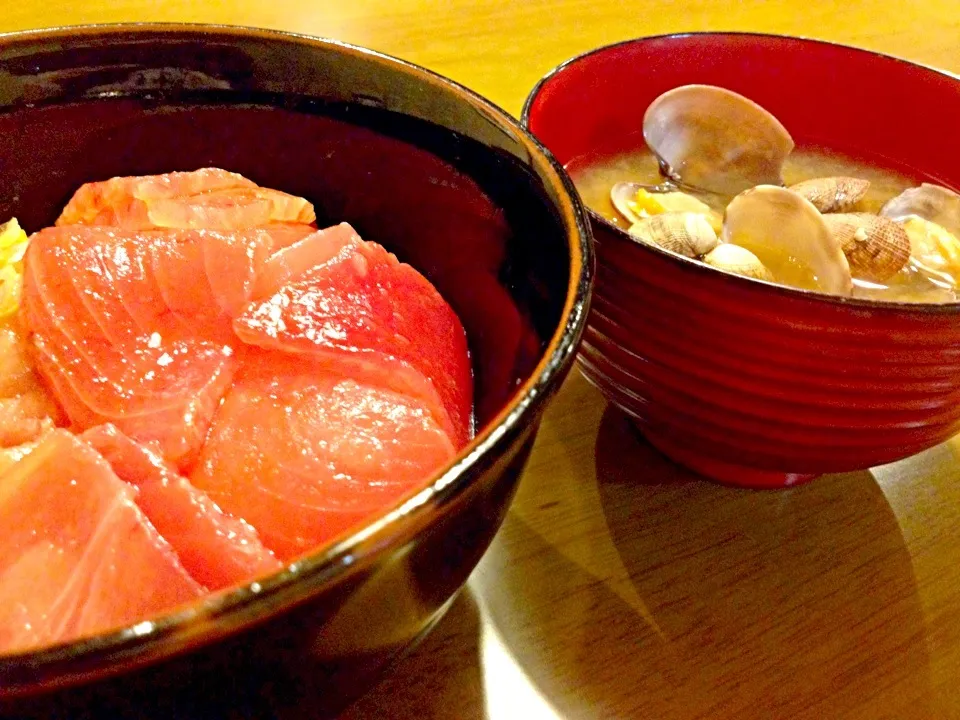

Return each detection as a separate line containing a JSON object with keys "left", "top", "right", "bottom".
{"left": 0, "top": 24, "right": 592, "bottom": 717}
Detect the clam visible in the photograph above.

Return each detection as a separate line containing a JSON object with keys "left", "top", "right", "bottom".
{"left": 788, "top": 177, "right": 871, "bottom": 213}
{"left": 702, "top": 243, "right": 773, "bottom": 282}
{"left": 821, "top": 213, "right": 910, "bottom": 282}
{"left": 721, "top": 185, "right": 852, "bottom": 295}
{"left": 610, "top": 182, "right": 723, "bottom": 232}
{"left": 851, "top": 262, "right": 957, "bottom": 303}
{"left": 880, "top": 183, "right": 960, "bottom": 238}
{"left": 642, "top": 84, "right": 795, "bottom": 196}
{"left": 627, "top": 212, "right": 718, "bottom": 258}
{"left": 898, "top": 215, "right": 960, "bottom": 288}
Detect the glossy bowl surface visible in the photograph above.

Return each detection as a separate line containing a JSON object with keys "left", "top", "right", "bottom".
{"left": 0, "top": 24, "right": 593, "bottom": 716}
{"left": 523, "top": 32, "right": 960, "bottom": 488}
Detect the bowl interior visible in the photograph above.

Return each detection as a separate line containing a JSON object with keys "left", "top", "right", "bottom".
{"left": 1, "top": 27, "right": 579, "bottom": 430}
{"left": 0, "top": 25, "right": 590, "bottom": 688}
{"left": 525, "top": 32, "right": 960, "bottom": 189}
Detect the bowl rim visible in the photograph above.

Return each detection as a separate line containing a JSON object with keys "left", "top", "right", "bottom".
{"left": 0, "top": 22, "right": 595, "bottom": 684}
{"left": 520, "top": 30, "right": 960, "bottom": 315}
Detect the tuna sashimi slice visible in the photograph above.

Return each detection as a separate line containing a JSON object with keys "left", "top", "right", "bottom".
{"left": 261, "top": 222, "right": 321, "bottom": 251}
{"left": 26, "top": 225, "right": 283, "bottom": 345}
{"left": 0, "top": 430, "right": 203, "bottom": 654}
{"left": 27, "top": 330, "right": 236, "bottom": 471}
{"left": 235, "top": 228, "right": 473, "bottom": 447}
{"left": 56, "top": 168, "right": 316, "bottom": 230}
{"left": 251, "top": 222, "right": 363, "bottom": 300}
{"left": 190, "top": 353, "right": 457, "bottom": 561}
{"left": 84, "top": 424, "right": 281, "bottom": 590}
{"left": 21, "top": 226, "right": 262, "bottom": 468}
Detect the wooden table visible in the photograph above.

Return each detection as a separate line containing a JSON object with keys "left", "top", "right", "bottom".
{"left": 4, "top": 2, "right": 960, "bottom": 718}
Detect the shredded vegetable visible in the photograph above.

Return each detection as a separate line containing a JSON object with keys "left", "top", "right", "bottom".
{"left": 0, "top": 219, "right": 28, "bottom": 318}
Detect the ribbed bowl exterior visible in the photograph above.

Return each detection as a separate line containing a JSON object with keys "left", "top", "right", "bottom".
{"left": 523, "top": 32, "right": 960, "bottom": 486}
{"left": 581, "top": 222, "right": 960, "bottom": 485}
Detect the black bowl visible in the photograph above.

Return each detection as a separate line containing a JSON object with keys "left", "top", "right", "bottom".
{"left": 0, "top": 24, "right": 592, "bottom": 717}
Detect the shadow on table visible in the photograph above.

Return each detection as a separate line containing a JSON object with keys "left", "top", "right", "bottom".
{"left": 478, "top": 402, "right": 933, "bottom": 719}
{"left": 338, "top": 589, "right": 486, "bottom": 720}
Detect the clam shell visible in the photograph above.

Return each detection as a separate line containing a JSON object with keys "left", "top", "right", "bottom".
{"left": 610, "top": 182, "right": 664, "bottom": 224}
{"left": 880, "top": 183, "right": 960, "bottom": 238}
{"left": 642, "top": 84, "right": 794, "bottom": 196}
{"left": 788, "top": 176, "right": 871, "bottom": 213}
{"left": 822, "top": 213, "right": 910, "bottom": 282}
{"left": 702, "top": 243, "right": 773, "bottom": 282}
{"left": 627, "top": 212, "right": 719, "bottom": 258}
{"left": 610, "top": 182, "right": 722, "bottom": 232}
{"left": 721, "top": 185, "right": 852, "bottom": 295}
{"left": 898, "top": 215, "right": 960, "bottom": 288}
{"left": 851, "top": 264, "right": 957, "bottom": 303}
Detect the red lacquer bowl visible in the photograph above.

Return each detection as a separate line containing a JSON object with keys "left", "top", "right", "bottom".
{"left": 523, "top": 33, "right": 960, "bottom": 488}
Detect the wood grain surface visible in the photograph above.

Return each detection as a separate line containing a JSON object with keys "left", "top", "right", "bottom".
{"left": 4, "top": 2, "right": 960, "bottom": 718}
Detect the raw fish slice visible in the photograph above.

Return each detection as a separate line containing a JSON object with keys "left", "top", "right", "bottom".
{"left": 142, "top": 227, "right": 281, "bottom": 330}
{"left": 22, "top": 226, "right": 256, "bottom": 468}
{"left": 23, "top": 250, "right": 233, "bottom": 422}
{"left": 84, "top": 424, "right": 281, "bottom": 590}
{"left": 31, "top": 227, "right": 210, "bottom": 347}
{"left": 30, "top": 225, "right": 285, "bottom": 343}
{"left": 0, "top": 434, "right": 47, "bottom": 476}
{"left": 191, "top": 353, "right": 457, "bottom": 561}
{"left": 28, "top": 332, "right": 236, "bottom": 470}
{"left": 0, "top": 542, "right": 79, "bottom": 653}
{"left": 58, "top": 229, "right": 144, "bottom": 349}
{"left": 139, "top": 227, "right": 277, "bottom": 339}
{"left": 57, "top": 168, "right": 251, "bottom": 226}
{"left": 23, "top": 228, "right": 201, "bottom": 397}
{"left": 88, "top": 340, "right": 234, "bottom": 471}
{"left": 84, "top": 231, "right": 190, "bottom": 339}
{"left": 235, "top": 230, "right": 473, "bottom": 446}
{"left": 148, "top": 232, "right": 227, "bottom": 333}
{"left": 29, "top": 334, "right": 102, "bottom": 432}
{"left": 202, "top": 230, "right": 278, "bottom": 318}
{"left": 146, "top": 188, "right": 315, "bottom": 229}
{"left": 260, "top": 223, "right": 320, "bottom": 251}
{"left": 60, "top": 228, "right": 179, "bottom": 346}
{"left": 56, "top": 168, "right": 315, "bottom": 230}
{"left": 0, "top": 430, "right": 203, "bottom": 654}
{"left": 63, "top": 168, "right": 256, "bottom": 216}
{"left": 252, "top": 222, "right": 362, "bottom": 300}
{"left": 252, "top": 188, "right": 317, "bottom": 225}
{"left": 147, "top": 193, "right": 273, "bottom": 231}
{"left": 23, "top": 271, "right": 237, "bottom": 470}
{"left": 23, "top": 230, "right": 133, "bottom": 376}
{"left": 203, "top": 231, "right": 275, "bottom": 317}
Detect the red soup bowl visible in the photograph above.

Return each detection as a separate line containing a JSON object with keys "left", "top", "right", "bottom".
{"left": 523, "top": 32, "right": 960, "bottom": 489}
{"left": 0, "top": 24, "right": 593, "bottom": 717}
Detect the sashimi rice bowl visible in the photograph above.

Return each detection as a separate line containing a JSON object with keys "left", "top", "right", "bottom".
{"left": 0, "top": 25, "right": 592, "bottom": 702}
{"left": 0, "top": 167, "right": 477, "bottom": 653}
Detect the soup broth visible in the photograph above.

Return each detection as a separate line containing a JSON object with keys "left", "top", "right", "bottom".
{"left": 568, "top": 137, "right": 958, "bottom": 303}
